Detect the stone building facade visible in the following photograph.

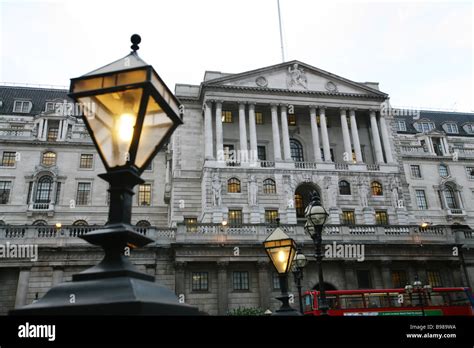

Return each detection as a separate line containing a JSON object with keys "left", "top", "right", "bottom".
{"left": 0, "top": 61, "right": 473, "bottom": 315}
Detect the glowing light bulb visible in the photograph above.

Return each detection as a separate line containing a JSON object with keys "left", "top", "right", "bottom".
{"left": 278, "top": 250, "right": 286, "bottom": 262}
{"left": 117, "top": 113, "right": 135, "bottom": 142}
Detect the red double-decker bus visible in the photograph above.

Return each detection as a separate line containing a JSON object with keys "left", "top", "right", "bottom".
{"left": 303, "top": 287, "right": 473, "bottom": 316}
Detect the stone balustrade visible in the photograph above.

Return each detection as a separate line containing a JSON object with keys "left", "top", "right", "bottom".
{"left": 2, "top": 224, "right": 471, "bottom": 247}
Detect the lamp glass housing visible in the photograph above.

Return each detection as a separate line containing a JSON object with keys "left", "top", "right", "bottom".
{"left": 263, "top": 227, "right": 297, "bottom": 274}
{"left": 69, "top": 56, "right": 182, "bottom": 175}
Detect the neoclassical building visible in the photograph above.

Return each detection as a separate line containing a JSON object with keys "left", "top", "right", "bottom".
{"left": 0, "top": 61, "right": 473, "bottom": 315}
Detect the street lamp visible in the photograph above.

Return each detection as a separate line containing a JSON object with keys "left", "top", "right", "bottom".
{"left": 291, "top": 248, "right": 307, "bottom": 314}
{"left": 304, "top": 191, "right": 329, "bottom": 315}
{"left": 405, "top": 275, "right": 432, "bottom": 316}
{"left": 263, "top": 224, "right": 300, "bottom": 316}
{"left": 11, "top": 35, "right": 199, "bottom": 315}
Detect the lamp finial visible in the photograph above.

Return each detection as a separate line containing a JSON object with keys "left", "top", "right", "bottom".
{"left": 131, "top": 34, "right": 141, "bottom": 52}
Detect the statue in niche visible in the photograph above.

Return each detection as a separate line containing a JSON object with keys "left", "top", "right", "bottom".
{"left": 248, "top": 175, "right": 258, "bottom": 207}
{"left": 390, "top": 177, "right": 403, "bottom": 208}
{"left": 358, "top": 177, "right": 369, "bottom": 207}
{"left": 287, "top": 63, "right": 308, "bottom": 89}
{"left": 324, "top": 177, "right": 336, "bottom": 207}
{"left": 284, "top": 177, "right": 295, "bottom": 208}
{"left": 211, "top": 173, "right": 221, "bottom": 207}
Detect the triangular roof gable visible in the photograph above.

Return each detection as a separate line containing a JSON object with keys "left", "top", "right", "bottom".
{"left": 204, "top": 60, "right": 387, "bottom": 97}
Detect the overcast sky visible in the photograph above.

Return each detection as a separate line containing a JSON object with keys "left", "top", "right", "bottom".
{"left": 0, "top": 0, "right": 472, "bottom": 111}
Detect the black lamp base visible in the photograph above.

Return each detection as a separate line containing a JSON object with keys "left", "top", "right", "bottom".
{"left": 10, "top": 224, "right": 201, "bottom": 315}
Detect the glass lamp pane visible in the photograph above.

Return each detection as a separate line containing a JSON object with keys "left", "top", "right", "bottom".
{"left": 135, "top": 95, "right": 174, "bottom": 169}
{"left": 72, "top": 69, "right": 147, "bottom": 93}
{"left": 78, "top": 88, "right": 143, "bottom": 168}
{"left": 151, "top": 72, "right": 180, "bottom": 116}
{"left": 265, "top": 239, "right": 296, "bottom": 274}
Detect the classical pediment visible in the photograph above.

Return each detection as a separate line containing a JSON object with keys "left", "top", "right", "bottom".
{"left": 204, "top": 60, "right": 387, "bottom": 98}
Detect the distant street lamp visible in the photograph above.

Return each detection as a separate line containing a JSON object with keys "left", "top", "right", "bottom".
{"left": 304, "top": 191, "right": 329, "bottom": 315}
{"left": 291, "top": 248, "right": 307, "bottom": 314}
{"left": 263, "top": 221, "right": 299, "bottom": 316}
{"left": 405, "top": 275, "right": 432, "bottom": 316}
{"left": 11, "top": 35, "right": 199, "bottom": 315}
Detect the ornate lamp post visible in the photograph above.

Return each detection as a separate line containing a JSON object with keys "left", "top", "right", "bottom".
{"left": 304, "top": 191, "right": 329, "bottom": 315}
{"left": 11, "top": 35, "right": 199, "bottom": 315}
{"left": 405, "top": 275, "right": 432, "bottom": 316}
{"left": 263, "top": 224, "right": 299, "bottom": 316}
{"left": 291, "top": 248, "right": 307, "bottom": 314}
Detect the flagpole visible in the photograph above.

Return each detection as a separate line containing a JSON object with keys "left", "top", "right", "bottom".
{"left": 277, "top": 0, "right": 285, "bottom": 62}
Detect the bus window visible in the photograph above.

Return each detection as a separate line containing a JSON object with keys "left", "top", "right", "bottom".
{"left": 341, "top": 295, "right": 365, "bottom": 309}
{"left": 303, "top": 294, "right": 314, "bottom": 312}
{"left": 366, "top": 294, "right": 388, "bottom": 308}
{"left": 387, "top": 293, "right": 403, "bottom": 308}
{"left": 326, "top": 295, "right": 340, "bottom": 310}
{"left": 448, "top": 291, "right": 470, "bottom": 306}
{"left": 426, "top": 292, "right": 447, "bottom": 306}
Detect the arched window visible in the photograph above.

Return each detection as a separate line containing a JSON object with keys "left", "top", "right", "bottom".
{"left": 33, "top": 219, "right": 47, "bottom": 226}
{"left": 371, "top": 181, "right": 383, "bottom": 196}
{"left": 290, "top": 139, "right": 304, "bottom": 162}
{"left": 73, "top": 220, "right": 88, "bottom": 226}
{"left": 295, "top": 193, "right": 304, "bottom": 217}
{"left": 35, "top": 176, "right": 53, "bottom": 202}
{"left": 263, "top": 179, "right": 276, "bottom": 194}
{"left": 136, "top": 220, "right": 151, "bottom": 227}
{"left": 339, "top": 180, "right": 351, "bottom": 195}
{"left": 439, "top": 164, "right": 449, "bottom": 177}
{"left": 42, "top": 151, "right": 56, "bottom": 166}
{"left": 444, "top": 187, "right": 457, "bottom": 209}
{"left": 227, "top": 178, "right": 241, "bottom": 193}
{"left": 294, "top": 184, "right": 320, "bottom": 218}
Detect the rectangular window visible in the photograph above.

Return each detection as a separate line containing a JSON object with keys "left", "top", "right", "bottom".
{"left": 13, "top": 100, "right": 31, "bottom": 113}
{"left": 415, "top": 190, "right": 428, "bottom": 210}
{"left": 192, "top": 272, "right": 209, "bottom": 291}
{"left": 265, "top": 210, "right": 279, "bottom": 224}
{"left": 396, "top": 120, "right": 407, "bottom": 132}
{"left": 233, "top": 271, "right": 249, "bottom": 290}
{"left": 55, "top": 182, "right": 61, "bottom": 205}
{"left": 138, "top": 183, "right": 152, "bottom": 206}
{"left": 222, "top": 111, "right": 233, "bottom": 123}
{"left": 356, "top": 270, "right": 372, "bottom": 289}
{"left": 228, "top": 210, "right": 242, "bottom": 225}
{"left": 391, "top": 270, "right": 407, "bottom": 288}
{"left": 341, "top": 210, "right": 356, "bottom": 225}
{"left": 272, "top": 273, "right": 281, "bottom": 290}
{"left": 79, "top": 154, "right": 94, "bottom": 169}
{"left": 1, "top": 151, "right": 16, "bottom": 167}
{"left": 375, "top": 210, "right": 389, "bottom": 225}
{"left": 427, "top": 270, "right": 442, "bottom": 286}
{"left": 255, "top": 112, "right": 264, "bottom": 124}
{"left": 410, "top": 165, "right": 422, "bottom": 178}
{"left": 184, "top": 217, "right": 198, "bottom": 233}
{"left": 445, "top": 123, "right": 458, "bottom": 134}
{"left": 257, "top": 146, "right": 266, "bottom": 161}
{"left": 47, "top": 126, "right": 59, "bottom": 141}
{"left": 288, "top": 114, "right": 297, "bottom": 126}
{"left": 0, "top": 181, "right": 12, "bottom": 204}
{"left": 465, "top": 167, "right": 474, "bottom": 180}
{"left": 76, "top": 182, "right": 91, "bottom": 206}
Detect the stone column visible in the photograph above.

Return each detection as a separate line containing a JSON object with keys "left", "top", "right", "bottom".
{"left": 204, "top": 101, "right": 214, "bottom": 160}
{"left": 271, "top": 104, "right": 282, "bottom": 161}
{"left": 37, "top": 119, "right": 44, "bottom": 140}
{"left": 309, "top": 106, "right": 322, "bottom": 161}
{"left": 319, "top": 107, "right": 331, "bottom": 162}
{"left": 14, "top": 268, "right": 31, "bottom": 307}
{"left": 62, "top": 120, "right": 68, "bottom": 140}
{"left": 257, "top": 261, "right": 271, "bottom": 310}
{"left": 379, "top": 114, "right": 394, "bottom": 163}
{"left": 380, "top": 261, "right": 392, "bottom": 288}
{"left": 349, "top": 109, "right": 363, "bottom": 163}
{"left": 369, "top": 110, "right": 384, "bottom": 164}
{"left": 52, "top": 267, "right": 64, "bottom": 286}
{"left": 217, "top": 261, "right": 229, "bottom": 315}
{"left": 57, "top": 120, "right": 63, "bottom": 141}
{"left": 239, "top": 103, "right": 248, "bottom": 160}
{"left": 215, "top": 101, "right": 223, "bottom": 161}
{"left": 42, "top": 119, "right": 48, "bottom": 140}
{"left": 248, "top": 103, "right": 258, "bottom": 163}
{"left": 343, "top": 261, "right": 357, "bottom": 289}
{"left": 340, "top": 108, "right": 352, "bottom": 160}
{"left": 280, "top": 105, "right": 292, "bottom": 161}
{"left": 174, "top": 261, "right": 186, "bottom": 297}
